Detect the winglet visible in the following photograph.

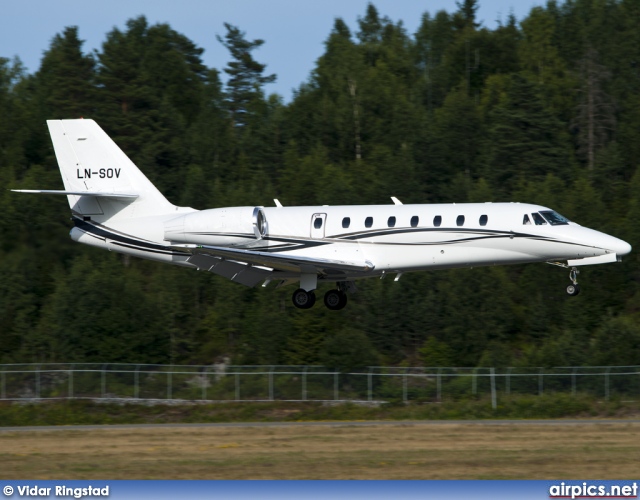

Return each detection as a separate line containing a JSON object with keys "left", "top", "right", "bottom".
{"left": 391, "top": 196, "right": 403, "bottom": 205}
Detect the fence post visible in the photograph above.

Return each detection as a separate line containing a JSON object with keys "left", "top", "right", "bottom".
{"left": 167, "top": 370, "right": 172, "bottom": 400}
{"left": 134, "top": 365, "right": 140, "bottom": 399}
{"left": 202, "top": 368, "right": 207, "bottom": 401}
{"left": 437, "top": 368, "right": 442, "bottom": 402}
{"left": 403, "top": 373, "right": 408, "bottom": 403}
{"left": 302, "top": 366, "right": 307, "bottom": 401}
{"left": 368, "top": 367, "right": 373, "bottom": 402}
{"left": 605, "top": 367, "right": 611, "bottom": 401}
{"left": 235, "top": 372, "right": 240, "bottom": 401}
{"left": 472, "top": 368, "right": 478, "bottom": 396}
{"left": 538, "top": 367, "right": 544, "bottom": 396}
{"left": 572, "top": 367, "right": 577, "bottom": 396}
{"left": 506, "top": 367, "right": 512, "bottom": 396}
{"left": 334, "top": 371, "right": 339, "bottom": 401}
{"left": 68, "top": 369, "right": 73, "bottom": 399}
{"left": 490, "top": 368, "right": 497, "bottom": 410}
{"left": 35, "top": 365, "right": 40, "bottom": 400}
{"left": 269, "top": 366, "right": 274, "bottom": 401}
{"left": 101, "top": 364, "right": 107, "bottom": 399}
{"left": 1, "top": 370, "right": 5, "bottom": 400}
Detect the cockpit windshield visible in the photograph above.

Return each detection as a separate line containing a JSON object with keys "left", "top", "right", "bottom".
{"left": 531, "top": 213, "right": 547, "bottom": 225}
{"left": 540, "top": 210, "right": 570, "bottom": 225}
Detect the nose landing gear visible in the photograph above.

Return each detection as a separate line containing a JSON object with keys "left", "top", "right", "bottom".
{"left": 566, "top": 267, "right": 580, "bottom": 296}
{"left": 548, "top": 262, "right": 582, "bottom": 297}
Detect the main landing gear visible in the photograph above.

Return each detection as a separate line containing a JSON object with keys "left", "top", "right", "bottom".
{"left": 323, "top": 289, "right": 348, "bottom": 310}
{"left": 291, "top": 284, "right": 349, "bottom": 310}
{"left": 566, "top": 267, "right": 580, "bottom": 296}
{"left": 292, "top": 288, "right": 316, "bottom": 309}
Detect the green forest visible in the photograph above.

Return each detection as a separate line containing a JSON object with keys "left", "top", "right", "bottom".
{"left": 1, "top": 0, "right": 640, "bottom": 369}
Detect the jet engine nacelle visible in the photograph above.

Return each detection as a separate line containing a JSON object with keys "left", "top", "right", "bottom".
{"left": 164, "top": 206, "right": 268, "bottom": 246}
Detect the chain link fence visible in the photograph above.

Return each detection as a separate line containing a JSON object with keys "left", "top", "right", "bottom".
{"left": 1, "top": 364, "right": 639, "bottom": 408}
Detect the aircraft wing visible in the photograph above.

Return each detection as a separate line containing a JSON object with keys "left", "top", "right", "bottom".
{"left": 175, "top": 244, "right": 375, "bottom": 287}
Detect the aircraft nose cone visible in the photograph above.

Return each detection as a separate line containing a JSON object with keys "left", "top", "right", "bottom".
{"left": 605, "top": 233, "right": 632, "bottom": 256}
{"left": 616, "top": 239, "right": 632, "bottom": 256}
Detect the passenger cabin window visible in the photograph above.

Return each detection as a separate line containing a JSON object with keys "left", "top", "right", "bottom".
{"left": 479, "top": 214, "right": 488, "bottom": 226}
{"left": 365, "top": 216, "right": 373, "bottom": 228}
{"left": 523, "top": 214, "right": 531, "bottom": 225}
{"left": 433, "top": 215, "right": 442, "bottom": 227}
{"left": 410, "top": 216, "right": 419, "bottom": 227}
{"left": 456, "top": 215, "right": 465, "bottom": 226}
{"left": 387, "top": 216, "right": 396, "bottom": 228}
{"left": 540, "top": 210, "right": 570, "bottom": 225}
{"left": 532, "top": 213, "right": 547, "bottom": 225}
{"left": 342, "top": 217, "right": 350, "bottom": 228}
{"left": 314, "top": 218, "right": 323, "bottom": 229}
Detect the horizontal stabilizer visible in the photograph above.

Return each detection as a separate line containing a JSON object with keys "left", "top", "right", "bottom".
{"left": 12, "top": 189, "right": 139, "bottom": 199}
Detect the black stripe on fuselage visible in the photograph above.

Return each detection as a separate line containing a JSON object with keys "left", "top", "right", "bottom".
{"left": 73, "top": 218, "right": 188, "bottom": 257}
{"left": 182, "top": 232, "right": 331, "bottom": 253}
{"left": 329, "top": 226, "right": 598, "bottom": 250}
{"left": 335, "top": 226, "right": 524, "bottom": 241}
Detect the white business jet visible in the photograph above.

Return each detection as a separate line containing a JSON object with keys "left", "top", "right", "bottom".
{"left": 13, "top": 119, "right": 632, "bottom": 310}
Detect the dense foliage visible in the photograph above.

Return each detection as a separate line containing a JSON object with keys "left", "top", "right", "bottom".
{"left": 2, "top": 1, "right": 640, "bottom": 368}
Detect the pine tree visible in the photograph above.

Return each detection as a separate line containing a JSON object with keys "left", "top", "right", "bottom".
{"left": 481, "top": 74, "right": 573, "bottom": 195}
{"left": 35, "top": 26, "right": 96, "bottom": 119}
{"left": 454, "top": 0, "right": 480, "bottom": 29}
{"left": 95, "top": 16, "right": 206, "bottom": 199}
{"left": 217, "top": 23, "right": 276, "bottom": 129}
{"left": 571, "top": 48, "right": 616, "bottom": 171}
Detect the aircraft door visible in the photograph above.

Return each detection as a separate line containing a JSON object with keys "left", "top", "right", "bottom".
{"left": 311, "top": 213, "right": 327, "bottom": 238}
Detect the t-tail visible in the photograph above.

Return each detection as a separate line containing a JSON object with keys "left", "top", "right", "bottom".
{"left": 14, "top": 119, "right": 177, "bottom": 223}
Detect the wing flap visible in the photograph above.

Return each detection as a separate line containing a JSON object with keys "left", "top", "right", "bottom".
{"left": 187, "top": 253, "right": 281, "bottom": 288}
{"left": 182, "top": 244, "right": 375, "bottom": 276}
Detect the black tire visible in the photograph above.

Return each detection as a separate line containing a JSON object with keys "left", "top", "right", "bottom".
{"left": 324, "top": 289, "right": 347, "bottom": 310}
{"left": 292, "top": 288, "right": 316, "bottom": 309}
{"left": 306, "top": 291, "right": 316, "bottom": 309}
{"left": 566, "top": 284, "right": 581, "bottom": 296}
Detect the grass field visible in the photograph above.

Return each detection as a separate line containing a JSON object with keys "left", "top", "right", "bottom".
{"left": 2, "top": 421, "right": 640, "bottom": 479}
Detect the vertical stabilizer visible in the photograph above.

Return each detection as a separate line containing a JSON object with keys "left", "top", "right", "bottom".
{"left": 47, "top": 119, "right": 176, "bottom": 221}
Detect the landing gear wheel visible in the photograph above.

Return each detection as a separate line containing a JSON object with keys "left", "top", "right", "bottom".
{"left": 324, "top": 289, "right": 347, "bottom": 310}
{"left": 292, "top": 288, "right": 316, "bottom": 309}
{"left": 566, "top": 267, "right": 580, "bottom": 296}
{"left": 566, "top": 284, "right": 581, "bottom": 296}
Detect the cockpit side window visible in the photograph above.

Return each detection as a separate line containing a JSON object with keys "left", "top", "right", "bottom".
{"left": 532, "top": 213, "right": 547, "bottom": 225}
{"left": 540, "top": 210, "right": 570, "bottom": 225}
{"left": 523, "top": 214, "right": 531, "bottom": 225}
